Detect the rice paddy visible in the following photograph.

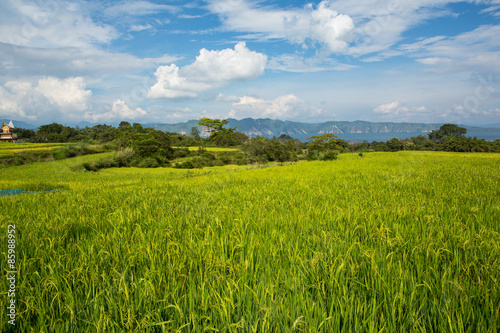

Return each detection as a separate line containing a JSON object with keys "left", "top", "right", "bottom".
{"left": 0, "top": 143, "right": 74, "bottom": 156}
{"left": 0, "top": 151, "right": 499, "bottom": 332}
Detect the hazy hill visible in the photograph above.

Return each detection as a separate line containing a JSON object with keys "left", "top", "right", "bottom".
{"left": 146, "top": 118, "right": 498, "bottom": 136}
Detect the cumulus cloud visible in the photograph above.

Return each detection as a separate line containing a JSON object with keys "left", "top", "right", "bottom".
{"left": 207, "top": 0, "right": 355, "bottom": 54}
{"left": 0, "top": 77, "right": 92, "bottom": 122}
{"left": 85, "top": 99, "right": 146, "bottom": 122}
{"left": 373, "top": 101, "right": 428, "bottom": 118}
{"left": 374, "top": 101, "right": 408, "bottom": 114}
{"left": 308, "top": 2, "right": 355, "bottom": 53}
{"left": 148, "top": 42, "right": 267, "bottom": 99}
{"left": 227, "top": 94, "right": 324, "bottom": 120}
{"left": 36, "top": 77, "right": 91, "bottom": 111}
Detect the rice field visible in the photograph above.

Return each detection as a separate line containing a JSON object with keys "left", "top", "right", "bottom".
{"left": 0, "top": 143, "right": 75, "bottom": 156}
{"left": 0, "top": 151, "right": 499, "bottom": 332}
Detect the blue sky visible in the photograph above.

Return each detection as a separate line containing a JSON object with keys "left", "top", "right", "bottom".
{"left": 1, "top": 0, "right": 499, "bottom": 126}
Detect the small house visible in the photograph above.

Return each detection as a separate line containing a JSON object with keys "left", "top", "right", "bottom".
{"left": 1, "top": 121, "right": 18, "bottom": 143}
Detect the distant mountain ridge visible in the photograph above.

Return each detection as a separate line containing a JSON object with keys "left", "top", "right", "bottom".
{"left": 146, "top": 118, "right": 499, "bottom": 137}
{"left": 3, "top": 118, "right": 499, "bottom": 136}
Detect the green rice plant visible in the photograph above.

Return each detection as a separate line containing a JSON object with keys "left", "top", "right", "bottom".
{"left": 0, "top": 151, "right": 499, "bottom": 331}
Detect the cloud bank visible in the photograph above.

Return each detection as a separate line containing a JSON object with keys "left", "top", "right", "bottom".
{"left": 0, "top": 77, "right": 91, "bottom": 122}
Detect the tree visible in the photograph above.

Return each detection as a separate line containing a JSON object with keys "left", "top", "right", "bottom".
{"left": 132, "top": 123, "right": 144, "bottom": 133}
{"left": 15, "top": 128, "right": 36, "bottom": 141}
{"left": 35, "top": 123, "right": 77, "bottom": 142}
{"left": 307, "top": 134, "right": 343, "bottom": 152}
{"left": 119, "top": 121, "right": 132, "bottom": 129}
{"left": 197, "top": 117, "right": 242, "bottom": 147}
{"left": 386, "top": 138, "right": 403, "bottom": 152}
{"left": 198, "top": 118, "right": 236, "bottom": 135}
{"left": 429, "top": 124, "right": 467, "bottom": 143}
{"left": 190, "top": 126, "right": 201, "bottom": 139}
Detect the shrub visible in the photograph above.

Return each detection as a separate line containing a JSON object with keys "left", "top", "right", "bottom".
{"left": 137, "top": 157, "right": 160, "bottom": 168}
{"left": 174, "top": 160, "right": 194, "bottom": 169}
{"left": 322, "top": 151, "right": 338, "bottom": 161}
{"left": 173, "top": 148, "right": 190, "bottom": 159}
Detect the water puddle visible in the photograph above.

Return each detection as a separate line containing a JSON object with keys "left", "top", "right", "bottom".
{"left": 0, "top": 189, "right": 60, "bottom": 197}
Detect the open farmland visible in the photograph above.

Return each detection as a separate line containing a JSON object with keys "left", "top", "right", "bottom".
{"left": 0, "top": 151, "right": 499, "bottom": 332}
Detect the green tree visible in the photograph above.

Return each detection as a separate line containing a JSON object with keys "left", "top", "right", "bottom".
{"left": 15, "top": 128, "right": 36, "bottom": 141}
{"left": 429, "top": 124, "right": 467, "bottom": 143}
{"left": 197, "top": 118, "right": 244, "bottom": 147}
{"left": 35, "top": 123, "right": 77, "bottom": 142}
{"left": 132, "top": 123, "right": 144, "bottom": 133}
{"left": 386, "top": 138, "right": 403, "bottom": 152}
{"left": 119, "top": 121, "right": 132, "bottom": 129}
{"left": 307, "top": 134, "right": 343, "bottom": 153}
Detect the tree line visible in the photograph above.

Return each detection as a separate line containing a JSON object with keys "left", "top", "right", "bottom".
{"left": 5, "top": 121, "right": 500, "bottom": 169}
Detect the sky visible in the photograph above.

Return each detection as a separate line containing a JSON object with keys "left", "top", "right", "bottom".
{"left": 1, "top": 0, "right": 500, "bottom": 126}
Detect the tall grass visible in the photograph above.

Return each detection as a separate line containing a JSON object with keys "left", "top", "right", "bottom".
{"left": 0, "top": 151, "right": 499, "bottom": 331}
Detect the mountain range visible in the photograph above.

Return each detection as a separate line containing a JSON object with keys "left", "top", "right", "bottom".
{"left": 146, "top": 118, "right": 500, "bottom": 137}
{"left": 2, "top": 118, "right": 499, "bottom": 136}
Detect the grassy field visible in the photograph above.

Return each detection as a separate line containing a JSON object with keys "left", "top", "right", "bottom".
{"left": 0, "top": 151, "right": 499, "bottom": 332}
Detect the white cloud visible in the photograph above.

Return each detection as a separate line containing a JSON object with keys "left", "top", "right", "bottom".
{"left": 416, "top": 57, "right": 452, "bottom": 66}
{"left": 402, "top": 25, "right": 500, "bottom": 74}
{"left": 129, "top": 24, "right": 153, "bottom": 32}
{"left": 36, "top": 77, "right": 91, "bottom": 111}
{"left": 374, "top": 101, "right": 408, "bottom": 114}
{"left": 470, "top": 108, "right": 500, "bottom": 116}
{"left": 0, "top": 43, "right": 180, "bottom": 81}
{"left": 104, "top": 1, "right": 179, "bottom": 16}
{"left": 228, "top": 94, "right": 325, "bottom": 120}
{"left": 207, "top": 0, "right": 485, "bottom": 59}
{"left": 330, "top": 0, "right": 458, "bottom": 58}
{"left": 0, "top": 0, "right": 118, "bottom": 49}
{"left": 85, "top": 99, "right": 146, "bottom": 122}
{"left": 374, "top": 101, "right": 429, "bottom": 118}
{"left": 439, "top": 105, "right": 500, "bottom": 124}
{"left": 268, "top": 54, "right": 357, "bottom": 72}
{"left": 0, "top": 77, "right": 92, "bottom": 122}
{"left": 207, "top": 0, "right": 355, "bottom": 54}
{"left": 215, "top": 93, "right": 240, "bottom": 102}
{"left": 309, "top": 2, "right": 355, "bottom": 53}
{"left": 148, "top": 42, "right": 267, "bottom": 99}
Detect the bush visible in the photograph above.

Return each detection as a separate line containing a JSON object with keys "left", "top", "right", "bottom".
{"left": 174, "top": 160, "right": 195, "bottom": 169}
{"left": 322, "top": 151, "right": 338, "bottom": 161}
{"left": 173, "top": 148, "right": 190, "bottom": 159}
{"left": 137, "top": 157, "right": 160, "bottom": 168}
{"left": 306, "top": 150, "right": 318, "bottom": 161}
